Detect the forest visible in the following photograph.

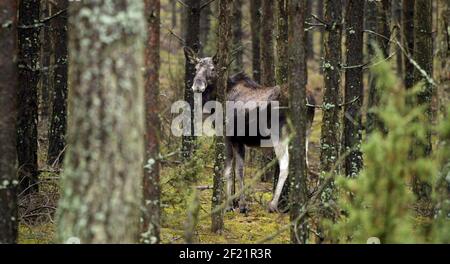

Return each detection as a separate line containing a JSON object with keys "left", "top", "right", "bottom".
{"left": 0, "top": 0, "right": 449, "bottom": 244}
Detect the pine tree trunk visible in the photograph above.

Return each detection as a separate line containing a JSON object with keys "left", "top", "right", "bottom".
{"left": 437, "top": 0, "right": 450, "bottom": 115}
{"left": 288, "top": 0, "right": 308, "bottom": 244}
{"left": 200, "top": 2, "right": 212, "bottom": 56}
{"left": 47, "top": 0, "right": 68, "bottom": 166}
{"left": 343, "top": 0, "right": 364, "bottom": 177}
{"left": 39, "top": 1, "right": 53, "bottom": 129}
{"left": 274, "top": 0, "right": 289, "bottom": 211}
{"left": 261, "top": 0, "right": 276, "bottom": 86}
{"left": 320, "top": 0, "right": 342, "bottom": 175}
{"left": 57, "top": 0, "right": 146, "bottom": 244}
{"left": 306, "top": 0, "right": 314, "bottom": 59}
{"left": 0, "top": 0, "right": 19, "bottom": 244}
{"left": 260, "top": 0, "right": 276, "bottom": 182}
{"left": 319, "top": 0, "right": 342, "bottom": 232}
{"left": 17, "top": 0, "right": 40, "bottom": 195}
{"left": 142, "top": 0, "right": 161, "bottom": 244}
{"left": 276, "top": 0, "right": 288, "bottom": 85}
{"left": 412, "top": 0, "right": 433, "bottom": 201}
{"left": 318, "top": 0, "right": 324, "bottom": 58}
{"left": 211, "top": 0, "right": 231, "bottom": 234}
{"left": 402, "top": 0, "right": 415, "bottom": 90}
{"left": 393, "top": 0, "right": 403, "bottom": 76}
{"left": 231, "top": 0, "right": 243, "bottom": 73}
{"left": 250, "top": 0, "right": 262, "bottom": 83}
{"left": 182, "top": 0, "right": 201, "bottom": 159}
{"left": 366, "top": 0, "right": 390, "bottom": 134}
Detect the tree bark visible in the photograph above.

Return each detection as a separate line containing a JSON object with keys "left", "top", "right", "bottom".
{"left": 412, "top": 0, "right": 433, "bottom": 201}
{"left": 211, "top": 0, "right": 231, "bottom": 233}
{"left": 319, "top": 1, "right": 342, "bottom": 236}
{"left": 393, "top": 0, "right": 403, "bottom": 76}
{"left": 200, "top": 1, "right": 212, "bottom": 56}
{"left": 366, "top": 0, "right": 390, "bottom": 134}
{"left": 261, "top": 0, "right": 276, "bottom": 86}
{"left": 320, "top": 0, "right": 342, "bottom": 175}
{"left": 0, "top": 0, "right": 18, "bottom": 244}
{"left": 402, "top": 0, "right": 415, "bottom": 90}
{"left": 437, "top": 0, "right": 450, "bottom": 115}
{"left": 306, "top": 0, "right": 314, "bottom": 59}
{"left": 182, "top": 0, "right": 201, "bottom": 159}
{"left": 47, "top": 0, "right": 68, "bottom": 166}
{"left": 343, "top": 0, "right": 364, "bottom": 177}
{"left": 142, "top": 0, "right": 161, "bottom": 244}
{"left": 260, "top": 0, "right": 276, "bottom": 182}
{"left": 57, "top": 0, "right": 146, "bottom": 244}
{"left": 231, "top": 0, "right": 243, "bottom": 73}
{"left": 250, "top": 0, "right": 262, "bottom": 83}
{"left": 276, "top": 0, "right": 288, "bottom": 85}
{"left": 17, "top": 0, "right": 40, "bottom": 195}
{"left": 288, "top": 0, "right": 308, "bottom": 244}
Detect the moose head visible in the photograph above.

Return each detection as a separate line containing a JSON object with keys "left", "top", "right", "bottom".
{"left": 184, "top": 47, "right": 218, "bottom": 93}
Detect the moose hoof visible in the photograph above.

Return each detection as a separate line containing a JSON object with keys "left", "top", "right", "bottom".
{"left": 268, "top": 202, "right": 278, "bottom": 213}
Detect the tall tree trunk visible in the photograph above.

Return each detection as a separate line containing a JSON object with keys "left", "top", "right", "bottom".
{"left": 39, "top": 1, "right": 53, "bottom": 129}
{"left": 211, "top": 0, "right": 231, "bottom": 233}
{"left": 393, "top": 0, "right": 403, "bottom": 76}
{"left": 437, "top": 0, "right": 450, "bottom": 115}
{"left": 402, "top": 0, "right": 415, "bottom": 90}
{"left": 320, "top": 0, "right": 342, "bottom": 176}
{"left": 0, "top": 0, "right": 18, "bottom": 244}
{"left": 288, "top": 0, "right": 308, "bottom": 244}
{"left": 276, "top": 0, "right": 288, "bottom": 85}
{"left": 261, "top": 0, "right": 276, "bottom": 86}
{"left": 318, "top": 0, "right": 324, "bottom": 58}
{"left": 231, "top": 0, "right": 243, "bottom": 73}
{"left": 17, "top": 0, "right": 40, "bottom": 195}
{"left": 260, "top": 0, "right": 276, "bottom": 182}
{"left": 182, "top": 0, "right": 201, "bottom": 159}
{"left": 412, "top": 0, "right": 433, "bottom": 201}
{"left": 47, "top": 0, "right": 68, "bottom": 166}
{"left": 250, "top": 0, "right": 262, "bottom": 83}
{"left": 366, "top": 0, "right": 390, "bottom": 134}
{"left": 274, "top": 0, "right": 289, "bottom": 211}
{"left": 57, "top": 0, "right": 146, "bottom": 243}
{"left": 343, "top": 0, "right": 364, "bottom": 177}
{"left": 142, "top": 0, "right": 161, "bottom": 244}
{"left": 200, "top": 1, "right": 212, "bottom": 56}
{"left": 319, "top": 0, "right": 342, "bottom": 232}
{"left": 306, "top": 0, "right": 314, "bottom": 59}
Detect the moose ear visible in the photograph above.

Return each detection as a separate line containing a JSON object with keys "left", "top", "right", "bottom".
{"left": 212, "top": 53, "right": 219, "bottom": 65}
{"left": 184, "top": 46, "right": 199, "bottom": 65}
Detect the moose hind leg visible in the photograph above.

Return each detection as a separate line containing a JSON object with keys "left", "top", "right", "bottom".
{"left": 233, "top": 143, "right": 247, "bottom": 213}
{"left": 224, "top": 138, "right": 234, "bottom": 211}
{"left": 269, "top": 140, "right": 289, "bottom": 213}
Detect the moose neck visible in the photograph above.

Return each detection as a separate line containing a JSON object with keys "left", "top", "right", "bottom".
{"left": 201, "top": 81, "right": 217, "bottom": 105}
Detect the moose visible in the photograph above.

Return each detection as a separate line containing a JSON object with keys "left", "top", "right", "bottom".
{"left": 186, "top": 49, "right": 316, "bottom": 213}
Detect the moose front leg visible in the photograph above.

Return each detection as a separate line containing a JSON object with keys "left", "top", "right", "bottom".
{"left": 233, "top": 143, "right": 247, "bottom": 213}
